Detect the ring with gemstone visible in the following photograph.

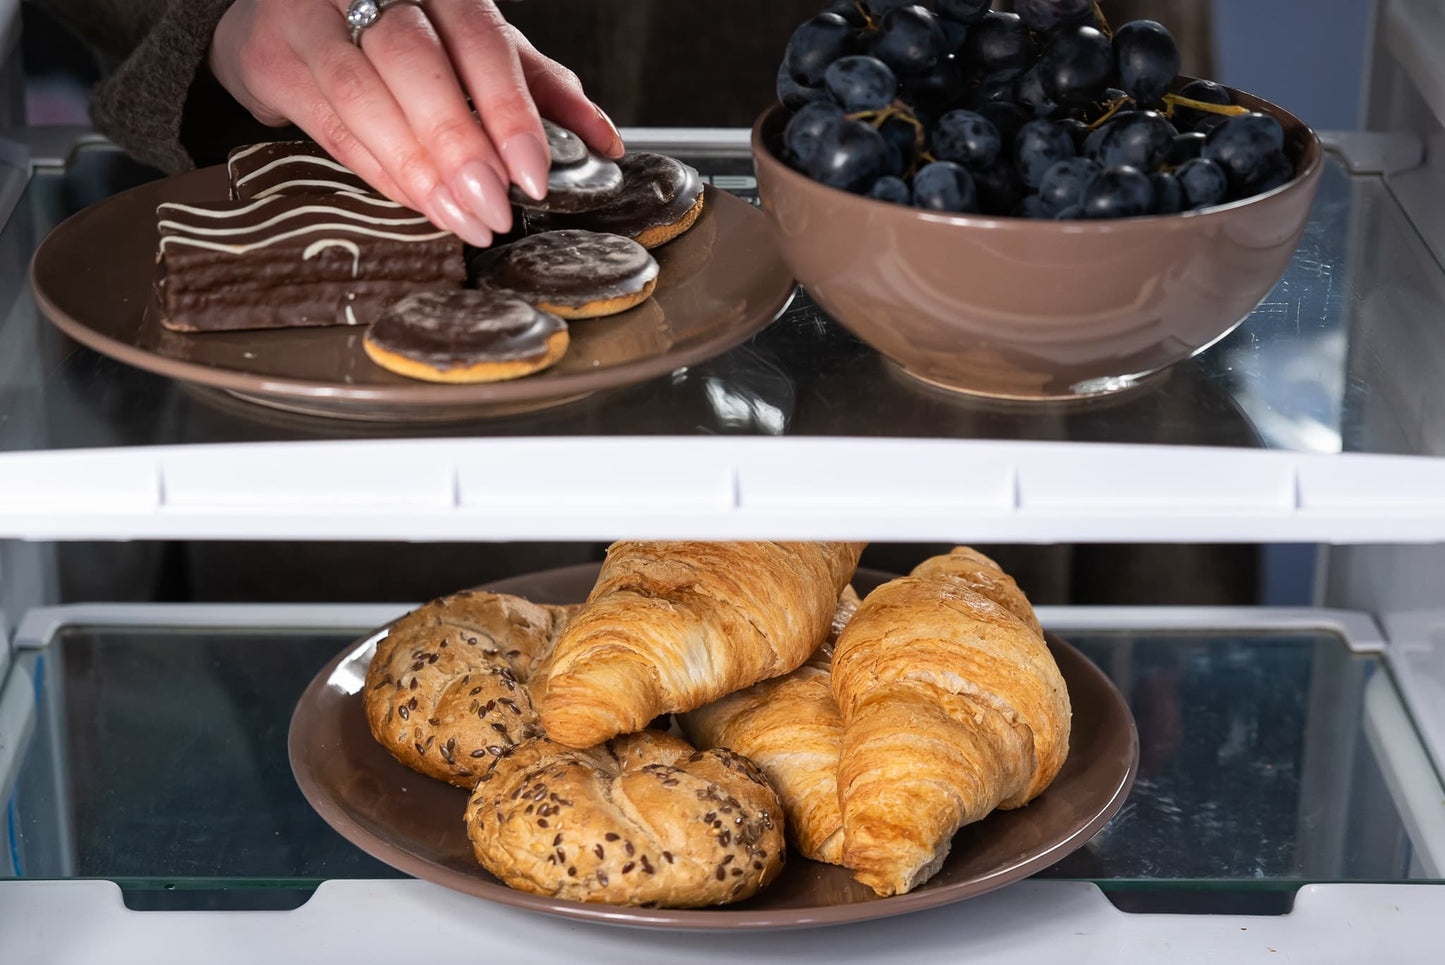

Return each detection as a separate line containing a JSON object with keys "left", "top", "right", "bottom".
{"left": 346, "top": 0, "right": 424, "bottom": 47}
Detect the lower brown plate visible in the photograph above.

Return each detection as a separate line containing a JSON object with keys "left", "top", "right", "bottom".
{"left": 289, "top": 564, "right": 1138, "bottom": 929}
{"left": 31, "top": 172, "right": 794, "bottom": 422}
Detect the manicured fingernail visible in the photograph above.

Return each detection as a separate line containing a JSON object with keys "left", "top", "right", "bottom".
{"left": 499, "top": 132, "right": 551, "bottom": 201}
{"left": 428, "top": 184, "right": 493, "bottom": 248}
{"left": 454, "top": 160, "right": 515, "bottom": 234}
{"left": 595, "top": 105, "right": 625, "bottom": 158}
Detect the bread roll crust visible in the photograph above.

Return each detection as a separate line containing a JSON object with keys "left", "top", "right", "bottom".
{"left": 832, "top": 548, "right": 1071, "bottom": 896}
{"left": 363, "top": 590, "right": 578, "bottom": 787}
{"left": 465, "top": 730, "right": 787, "bottom": 906}
{"left": 531, "top": 541, "right": 865, "bottom": 749}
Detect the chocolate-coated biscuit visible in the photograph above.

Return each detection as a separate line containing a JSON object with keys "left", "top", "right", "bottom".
{"left": 508, "top": 120, "right": 624, "bottom": 214}
{"left": 363, "top": 289, "right": 570, "bottom": 383}
{"left": 532, "top": 153, "right": 706, "bottom": 249}
{"left": 477, "top": 229, "right": 659, "bottom": 320}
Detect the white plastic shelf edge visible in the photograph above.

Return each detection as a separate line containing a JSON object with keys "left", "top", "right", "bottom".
{"left": 3, "top": 438, "right": 1445, "bottom": 542}
{"left": 1, "top": 879, "right": 1443, "bottom": 965}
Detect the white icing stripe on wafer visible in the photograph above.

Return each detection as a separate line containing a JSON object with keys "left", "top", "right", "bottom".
{"left": 235, "top": 153, "right": 361, "bottom": 186}
{"left": 303, "top": 238, "right": 362, "bottom": 277}
{"left": 226, "top": 142, "right": 270, "bottom": 182}
{"left": 158, "top": 204, "right": 426, "bottom": 237}
{"left": 159, "top": 192, "right": 407, "bottom": 221}
{"left": 252, "top": 178, "right": 375, "bottom": 198}
{"left": 159, "top": 221, "right": 453, "bottom": 254}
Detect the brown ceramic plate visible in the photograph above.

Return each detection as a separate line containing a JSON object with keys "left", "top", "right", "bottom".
{"left": 289, "top": 564, "right": 1138, "bottom": 929}
{"left": 30, "top": 171, "right": 794, "bottom": 422}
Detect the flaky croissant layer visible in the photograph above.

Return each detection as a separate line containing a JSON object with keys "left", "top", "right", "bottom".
{"left": 531, "top": 541, "right": 865, "bottom": 749}
{"left": 832, "top": 547, "right": 1071, "bottom": 896}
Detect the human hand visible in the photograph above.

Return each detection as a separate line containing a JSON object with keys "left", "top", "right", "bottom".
{"left": 209, "top": 0, "right": 625, "bottom": 246}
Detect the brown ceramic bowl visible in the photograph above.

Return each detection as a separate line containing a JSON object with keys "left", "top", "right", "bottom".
{"left": 752, "top": 85, "right": 1323, "bottom": 400}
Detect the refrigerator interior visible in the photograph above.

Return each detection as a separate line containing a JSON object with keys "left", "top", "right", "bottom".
{"left": 3, "top": 1, "right": 1445, "bottom": 960}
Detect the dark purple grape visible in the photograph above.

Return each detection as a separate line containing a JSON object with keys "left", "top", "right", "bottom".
{"left": 1176, "top": 156, "right": 1228, "bottom": 209}
{"left": 1082, "top": 121, "right": 1109, "bottom": 159}
{"left": 1241, "top": 151, "right": 1294, "bottom": 196}
{"left": 1038, "top": 156, "right": 1101, "bottom": 214}
{"left": 1014, "top": 64, "right": 1060, "bottom": 118}
{"left": 1055, "top": 204, "right": 1083, "bottom": 219}
{"left": 879, "top": 116, "right": 921, "bottom": 174}
{"left": 1015, "top": 193, "right": 1051, "bottom": 218}
{"left": 1113, "top": 20, "right": 1180, "bottom": 104}
{"left": 904, "top": 55, "right": 968, "bottom": 108}
{"left": 963, "top": 12, "right": 1036, "bottom": 74}
{"left": 825, "top": 55, "right": 899, "bottom": 112}
{"left": 1057, "top": 117, "right": 1090, "bottom": 147}
{"left": 912, "top": 160, "right": 980, "bottom": 212}
{"left": 1015, "top": 0, "right": 1093, "bottom": 32}
{"left": 871, "top": 6, "right": 947, "bottom": 76}
{"left": 972, "top": 160, "right": 1024, "bottom": 214}
{"left": 937, "top": 0, "right": 992, "bottom": 25}
{"left": 1166, "top": 131, "right": 1206, "bottom": 165}
{"left": 976, "top": 101, "right": 1029, "bottom": 145}
{"left": 1193, "top": 114, "right": 1228, "bottom": 135}
{"left": 865, "top": 0, "right": 918, "bottom": 13}
{"left": 932, "top": 109, "right": 1002, "bottom": 168}
{"left": 784, "top": 13, "right": 856, "bottom": 87}
{"left": 1080, "top": 166, "right": 1154, "bottom": 218}
{"left": 1096, "top": 110, "right": 1175, "bottom": 170}
{"left": 972, "top": 68, "right": 1024, "bottom": 108}
{"left": 867, "top": 175, "right": 913, "bottom": 204}
{"left": 824, "top": 0, "right": 870, "bottom": 26}
{"left": 808, "top": 117, "right": 892, "bottom": 191}
{"left": 1173, "top": 79, "right": 1231, "bottom": 129}
{"left": 1040, "top": 25, "right": 1114, "bottom": 108}
{"left": 784, "top": 100, "right": 846, "bottom": 167}
{"left": 1150, "top": 171, "right": 1183, "bottom": 213}
{"left": 1015, "top": 118, "right": 1077, "bottom": 188}
{"left": 1201, "top": 112, "right": 1286, "bottom": 192}
{"left": 777, "top": 61, "right": 827, "bottom": 111}
{"left": 938, "top": 17, "right": 970, "bottom": 52}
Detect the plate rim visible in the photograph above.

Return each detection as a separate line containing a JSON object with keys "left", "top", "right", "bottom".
{"left": 289, "top": 563, "right": 1139, "bottom": 930}
{"left": 29, "top": 176, "right": 795, "bottom": 410}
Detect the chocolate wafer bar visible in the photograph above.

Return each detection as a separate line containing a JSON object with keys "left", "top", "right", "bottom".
{"left": 157, "top": 192, "right": 465, "bottom": 332}
{"left": 227, "top": 140, "right": 375, "bottom": 200}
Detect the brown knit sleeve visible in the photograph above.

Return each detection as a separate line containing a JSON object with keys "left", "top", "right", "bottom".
{"left": 87, "top": 0, "right": 249, "bottom": 174}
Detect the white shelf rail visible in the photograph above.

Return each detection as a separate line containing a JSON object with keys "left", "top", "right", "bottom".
{"left": 3, "top": 438, "right": 1445, "bottom": 542}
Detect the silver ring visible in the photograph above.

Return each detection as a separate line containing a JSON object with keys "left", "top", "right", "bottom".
{"left": 346, "top": 0, "right": 424, "bottom": 47}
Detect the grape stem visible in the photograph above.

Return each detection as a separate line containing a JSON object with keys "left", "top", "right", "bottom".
{"left": 1161, "top": 93, "right": 1252, "bottom": 119}
{"left": 1086, "top": 96, "right": 1129, "bottom": 130}
{"left": 853, "top": 1, "right": 876, "bottom": 32}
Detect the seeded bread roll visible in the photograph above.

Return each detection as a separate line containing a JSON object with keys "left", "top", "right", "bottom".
{"left": 465, "top": 730, "right": 787, "bottom": 907}
{"left": 363, "top": 590, "right": 579, "bottom": 788}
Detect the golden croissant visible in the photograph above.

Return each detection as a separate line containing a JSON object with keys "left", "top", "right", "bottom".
{"left": 831, "top": 547, "right": 1071, "bottom": 896}
{"left": 531, "top": 541, "right": 865, "bottom": 749}
{"left": 679, "top": 586, "right": 860, "bottom": 865}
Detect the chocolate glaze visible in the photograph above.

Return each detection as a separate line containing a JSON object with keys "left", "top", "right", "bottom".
{"left": 537, "top": 154, "right": 703, "bottom": 238}
{"left": 508, "top": 121, "right": 622, "bottom": 214}
{"left": 542, "top": 119, "right": 588, "bottom": 167}
{"left": 481, "top": 229, "right": 659, "bottom": 307}
{"left": 367, "top": 289, "right": 566, "bottom": 368}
